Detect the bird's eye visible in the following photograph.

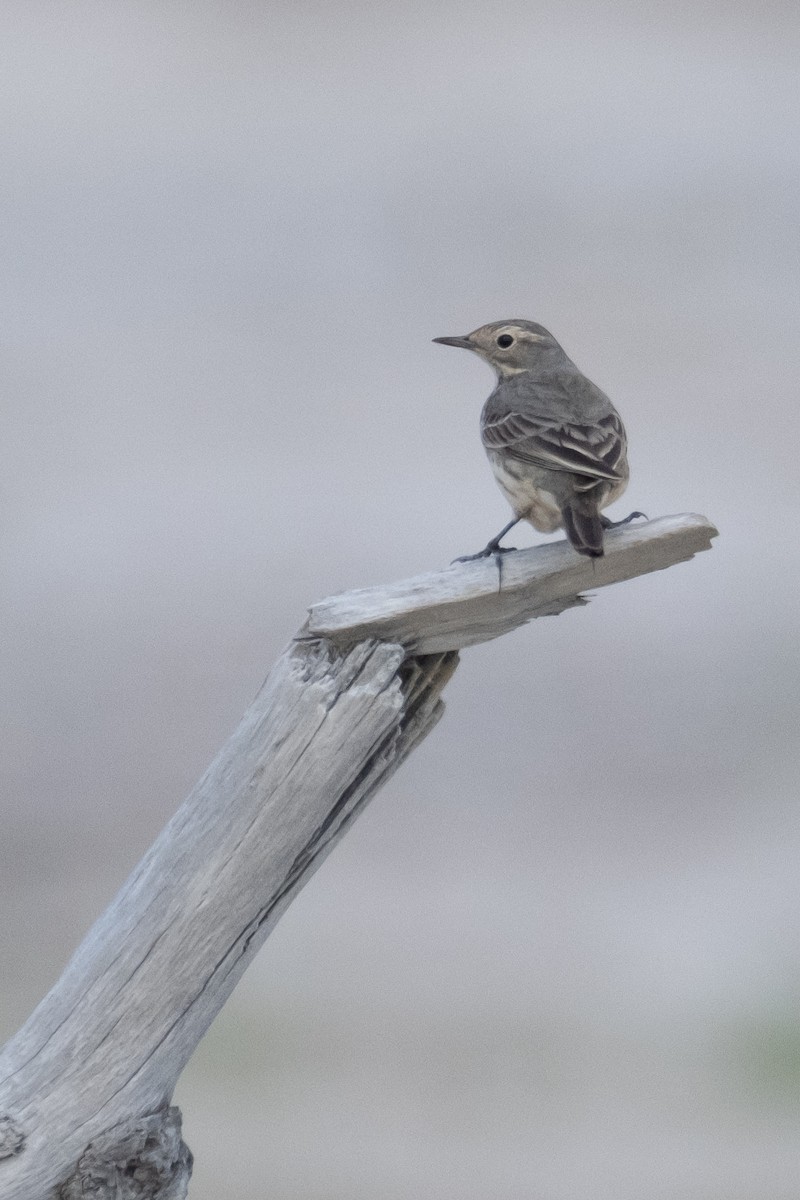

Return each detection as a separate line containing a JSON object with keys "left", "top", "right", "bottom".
{"left": 496, "top": 334, "right": 514, "bottom": 349}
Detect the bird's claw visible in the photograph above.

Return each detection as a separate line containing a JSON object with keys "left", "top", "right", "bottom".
{"left": 451, "top": 545, "right": 517, "bottom": 565}
{"left": 601, "top": 510, "right": 648, "bottom": 530}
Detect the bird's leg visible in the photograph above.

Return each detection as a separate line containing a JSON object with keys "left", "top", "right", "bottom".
{"left": 600, "top": 511, "right": 648, "bottom": 530}
{"left": 452, "top": 518, "right": 521, "bottom": 564}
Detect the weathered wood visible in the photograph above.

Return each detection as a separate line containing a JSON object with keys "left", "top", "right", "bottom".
{"left": 306, "top": 513, "right": 718, "bottom": 652}
{"left": 0, "top": 514, "right": 717, "bottom": 1199}
{"left": 0, "top": 642, "right": 458, "bottom": 1200}
{"left": 58, "top": 1108, "right": 192, "bottom": 1200}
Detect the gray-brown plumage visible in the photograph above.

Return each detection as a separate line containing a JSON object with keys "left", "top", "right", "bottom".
{"left": 433, "top": 319, "right": 644, "bottom": 558}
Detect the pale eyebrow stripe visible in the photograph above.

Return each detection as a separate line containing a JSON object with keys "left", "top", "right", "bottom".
{"left": 513, "top": 329, "right": 548, "bottom": 343}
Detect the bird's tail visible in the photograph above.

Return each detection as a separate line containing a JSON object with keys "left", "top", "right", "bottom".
{"left": 561, "top": 496, "right": 604, "bottom": 557}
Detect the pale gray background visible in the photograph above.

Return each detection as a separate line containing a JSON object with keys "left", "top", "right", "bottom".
{"left": 1, "top": 3, "right": 799, "bottom": 1198}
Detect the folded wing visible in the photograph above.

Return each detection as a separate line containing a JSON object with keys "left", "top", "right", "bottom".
{"left": 482, "top": 409, "right": 627, "bottom": 486}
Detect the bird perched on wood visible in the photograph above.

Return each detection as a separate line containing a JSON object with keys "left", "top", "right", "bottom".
{"left": 434, "top": 319, "right": 644, "bottom": 559}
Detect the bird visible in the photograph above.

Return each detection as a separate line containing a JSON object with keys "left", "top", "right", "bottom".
{"left": 433, "top": 319, "right": 645, "bottom": 559}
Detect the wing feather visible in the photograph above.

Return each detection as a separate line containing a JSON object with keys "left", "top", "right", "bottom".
{"left": 482, "top": 410, "right": 627, "bottom": 482}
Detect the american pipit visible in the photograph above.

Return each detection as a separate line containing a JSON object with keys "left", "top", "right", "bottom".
{"left": 434, "top": 319, "right": 644, "bottom": 559}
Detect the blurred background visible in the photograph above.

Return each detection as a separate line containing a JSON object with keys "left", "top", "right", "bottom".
{"left": 1, "top": 2, "right": 799, "bottom": 1197}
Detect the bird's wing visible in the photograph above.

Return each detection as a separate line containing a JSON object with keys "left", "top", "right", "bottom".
{"left": 481, "top": 409, "right": 627, "bottom": 483}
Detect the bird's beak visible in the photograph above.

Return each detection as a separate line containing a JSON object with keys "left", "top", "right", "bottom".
{"left": 432, "top": 335, "right": 473, "bottom": 349}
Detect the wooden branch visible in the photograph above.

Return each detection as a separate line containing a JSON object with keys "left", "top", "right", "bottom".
{"left": 0, "top": 514, "right": 716, "bottom": 1200}
{"left": 306, "top": 513, "right": 717, "bottom": 652}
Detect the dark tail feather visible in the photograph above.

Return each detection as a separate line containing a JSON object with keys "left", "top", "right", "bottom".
{"left": 561, "top": 499, "right": 604, "bottom": 557}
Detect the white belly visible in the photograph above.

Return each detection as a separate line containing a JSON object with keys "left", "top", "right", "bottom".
{"left": 487, "top": 452, "right": 563, "bottom": 533}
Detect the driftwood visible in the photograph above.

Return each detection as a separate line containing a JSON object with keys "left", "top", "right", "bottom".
{"left": 0, "top": 514, "right": 717, "bottom": 1200}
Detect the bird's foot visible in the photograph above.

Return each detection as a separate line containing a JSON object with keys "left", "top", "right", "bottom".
{"left": 600, "top": 511, "right": 648, "bottom": 530}
{"left": 452, "top": 543, "right": 517, "bottom": 564}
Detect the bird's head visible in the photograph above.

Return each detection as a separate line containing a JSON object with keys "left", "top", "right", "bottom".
{"left": 433, "top": 319, "right": 562, "bottom": 378}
